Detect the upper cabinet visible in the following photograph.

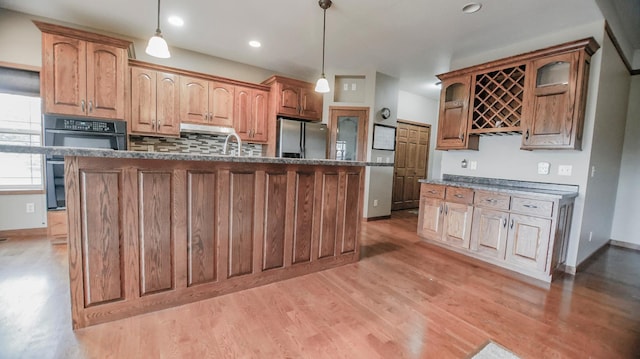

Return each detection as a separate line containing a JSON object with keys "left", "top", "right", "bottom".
{"left": 436, "top": 75, "right": 478, "bottom": 150}
{"left": 36, "top": 21, "right": 130, "bottom": 120}
{"left": 520, "top": 48, "right": 593, "bottom": 150}
{"left": 130, "top": 64, "right": 180, "bottom": 137}
{"left": 179, "top": 75, "right": 235, "bottom": 127}
{"left": 435, "top": 38, "right": 599, "bottom": 151}
{"left": 234, "top": 86, "right": 269, "bottom": 143}
{"left": 262, "top": 76, "right": 323, "bottom": 121}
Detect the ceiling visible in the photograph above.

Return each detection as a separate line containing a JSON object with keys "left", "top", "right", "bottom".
{"left": 0, "top": 0, "right": 637, "bottom": 99}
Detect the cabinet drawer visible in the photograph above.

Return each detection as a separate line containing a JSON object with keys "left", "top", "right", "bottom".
{"left": 445, "top": 186, "right": 474, "bottom": 205}
{"left": 421, "top": 184, "right": 445, "bottom": 199}
{"left": 511, "top": 197, "right": 553, "bottom": 217}
{"left": 474, "top": 191, "right": 510, "bottom": 210}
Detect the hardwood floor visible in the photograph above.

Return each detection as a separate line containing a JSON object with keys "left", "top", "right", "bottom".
{"left": 0, "top": 210, "right": 638, "bottom": 358}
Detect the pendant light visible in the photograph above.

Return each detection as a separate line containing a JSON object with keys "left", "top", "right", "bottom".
{"left": 146, "top": 0, "right": 171, "bottom": 58}
{"left": 315, "top": 0, "right": 332, "bottom": 93}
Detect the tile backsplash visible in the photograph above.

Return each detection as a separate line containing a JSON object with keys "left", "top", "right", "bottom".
{"left": 129, "top": 133, "right": 262, "bottom": 157}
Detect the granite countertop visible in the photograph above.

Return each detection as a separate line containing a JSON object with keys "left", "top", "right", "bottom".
{"left": 419, "top": 174, "right": 579, "bottom": 200}
{"left": 0, "top": 145, "right": 393, "bottom": 167}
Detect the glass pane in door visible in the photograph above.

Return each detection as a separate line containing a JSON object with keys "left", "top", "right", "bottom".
{"left": 336, "top": 116, "right": 359, "bottom": 160}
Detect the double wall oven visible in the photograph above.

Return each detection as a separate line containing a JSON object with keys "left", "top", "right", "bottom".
{"left": 44, "top": 114, "right": 127, "bottom": 209}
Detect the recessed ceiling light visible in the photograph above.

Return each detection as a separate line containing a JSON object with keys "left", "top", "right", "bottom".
{"left": 462, "top": 3, "right": 482, "bottom": 13}
{"left": 249, "top": 40, "right": 261, "bottom": 48}
{"left": 168, "top": 16, "right": 184, "bottom": 27}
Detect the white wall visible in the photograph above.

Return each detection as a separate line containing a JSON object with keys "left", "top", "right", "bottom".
{"left": 0, "top": 194, "right": 47, "bottom": 230}
{"left": 397, "top": 91, "right": 440, "bottom": 179}
{"left": 611, "top": 75, "right": 640, "bottom": 245}
{"left": 577, "top": 34, "right": 631, "bottom": 263}
{"left": 441, "top": 20, "right": 606, "bottom": 267}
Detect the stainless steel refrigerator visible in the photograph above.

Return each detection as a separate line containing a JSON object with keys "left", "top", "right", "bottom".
{"left": 277, "top": 118, "right": 327, "bottom": 159}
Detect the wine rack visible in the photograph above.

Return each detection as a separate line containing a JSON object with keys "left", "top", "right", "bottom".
{"left": 470, "top": 64, "right": 526, "bottom": 135}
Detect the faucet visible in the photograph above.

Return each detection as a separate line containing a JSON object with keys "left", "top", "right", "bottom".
{"left": 222, "top": 132, "right": 242, "bottom": 156}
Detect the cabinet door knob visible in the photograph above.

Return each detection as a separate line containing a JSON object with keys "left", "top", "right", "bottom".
{"left": 445, "top": 205, "right": 449, "bottom": 215}
{"left": 525, "top": 129, "right": 530, "bottom": 140}
{"left": 459, "top": 134, "right": 464, "bottom": 141}
{"left": 439, "top": 204, "right": 443, "bottom": 214}
{"left": 510, "top": 219, "right": 514, "bottom": 229}
{"left": 503, "top": 217, "right": 507, "bottom": 228}
{"left": 81, "top": 100, "right": 86, "bottom": 113}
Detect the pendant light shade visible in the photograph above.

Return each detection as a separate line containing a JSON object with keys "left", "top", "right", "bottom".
{"left": 315, "top": 0, "right": 332, "bottom": 93}
{"left": 146, "top": 0, "right": 171, "bottom": 58}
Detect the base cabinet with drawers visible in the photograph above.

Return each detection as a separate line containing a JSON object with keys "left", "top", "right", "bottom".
{"left": 418, "top": 183, "right": 575, "bottom": 282}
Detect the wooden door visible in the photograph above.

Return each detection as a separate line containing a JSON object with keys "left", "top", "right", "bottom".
{"left": 130, "top": 67, "right": 156, "bottom": 134}
{"left": 209, "top": 82, "right": 235, "bottom": 127}
{"left": 436, "top": 75, "right": 471, "bottom": 149}
{"left": 328, "top": 107, "right": 369, "bottom": 161}
{"left": 505, "top": 213, "right": 551, "bottom": 272}
{"left": 251, "top": 89, "right": 269, "bottom": 142}
{"left": 156, "top": 72, "right": 180, "bottom": 136}
{"left": 234, "top": 87, "right": 252, "bottom": 141}
{"left": 521, "top": 52, "right": 580, "bottom": 149}
{"left": 470, "top": 207, "right": 509, "bottom": 260}
{"left": 417, "top": 197, "right": 443, "bottom": 241}
{"left": 42, "top": 33, "right": 87, "bottom": 116}
{"left": 85, "top": 42, "right": 126, "bottom": 119}
{"left": 278, "top": 83, "right": 302, "bottom": 117}
{"left": 442, "top": 202, "right": 473, "bottom": 249}
{"left": 300, "top": 87, "right": 323, "bottom": 120}
{"left": 180, "top": 76, "right": 209, "bottom": 124}
{"left": 392, "top": 121, "right": 430, "bottom": 210}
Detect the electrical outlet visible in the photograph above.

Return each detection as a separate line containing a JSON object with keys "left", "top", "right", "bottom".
{"left": 343, "top": 83, "right": 349, "bottom": 91}
{"left": 376, "top": 157, "right": 382, "bottom": 163}
{"left": 147, "top": 145, "right": 154, "bottom": 152}
{"left": 373, "top": 199, "right": 379, "bottom": 207}
{"left": 591, "top": 166, "right": 596, "bottom": 178}
{"left": 537, "top": 162, "right": 550, "bottom": 175}
{"left": 26, "top": 203, "right": 35, "bottom": 213}
{"left": 351, "top": 83, "right": 357, "bottom": 91}
{"left": 470, "top": 161, "right": 477, "bottom": 170}
{"left": 558, "top": 165, "right": 572, "bottom": 176}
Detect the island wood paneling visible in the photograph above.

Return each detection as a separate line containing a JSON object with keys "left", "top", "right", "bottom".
{"left": 65, "top": 157, "right": 364, "bottom": 328}
{"left": 318, "top": 173, "right": 339, "bottom": 259}
{"left": 228, "top": 172, "right": 255, "bottom": 278}
{"left": 262, "top": 172, "right": 287, "bottom": 271}
{"left": 187, "top": 172, "right": 217, "bottom": 286}
{"left": 80, "top": 170, "right": 123, "bottom": 306}
{"left": 292, "top": 172, "right": 315, "bottom": 264}
{"left": 139, "top": 171, "right": 173, "bottom": 295}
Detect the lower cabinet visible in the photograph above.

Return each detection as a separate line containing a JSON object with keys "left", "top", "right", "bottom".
{"left": 419, "top": 184, "right": 573, "bottom": 282}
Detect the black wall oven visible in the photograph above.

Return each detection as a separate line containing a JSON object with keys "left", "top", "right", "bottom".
{"left": 44, "top": 114, "right": 127, "bottom": 209}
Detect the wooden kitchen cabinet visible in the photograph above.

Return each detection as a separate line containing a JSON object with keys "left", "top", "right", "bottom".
{"left": 180, "top": 75, "right": 235, "bottom": 127}
{"left": 36, "top": 21, "right": 130, "bottom": 119}
{"left": 435, "top": 75, "right": 478, "bottom": 150}
{"left": 418, "top": 180, "right": 577, "bottom": 282}
{"left": 262, "top": 76, "right": 323, "bottom": 121}
{"left": 234, "top": 86, "right": 269, "bottom": 143}
{"left": 417, "top": 184, "right": 473, "bottom": 249}
{"left": 435, "top": 37, "right": 598, "bottom": 151}
{"left": 520, "top": 39, "right": 598, "bottom": 150}
{"left": 130, "top": 65, "right": 180, "bottom": 137}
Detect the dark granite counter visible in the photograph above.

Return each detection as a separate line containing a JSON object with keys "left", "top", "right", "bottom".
{"left": 420, "top": 174, "right": 579, "bottom": 200}
{"left": 0, "top": 145, "right": 393, "bottom": 167}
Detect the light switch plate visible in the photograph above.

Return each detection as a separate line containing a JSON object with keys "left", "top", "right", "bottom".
{"left": 537, "top": 162, "right": 550, "bottom": 175}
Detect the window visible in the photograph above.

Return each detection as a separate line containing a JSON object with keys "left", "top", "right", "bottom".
{"left": 0, "top": 66, "right": 42, "bottom": 190}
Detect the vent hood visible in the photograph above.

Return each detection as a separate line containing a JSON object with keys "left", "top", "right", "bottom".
{"left": 179, "top": 123, "right": 236, "bottom": 136}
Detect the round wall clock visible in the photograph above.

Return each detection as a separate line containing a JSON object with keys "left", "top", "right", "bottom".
{"left": 381, "top": 107, "right": 391, "bottom": 119}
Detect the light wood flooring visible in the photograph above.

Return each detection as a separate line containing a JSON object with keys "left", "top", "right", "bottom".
{"left": 0, "top": 211, "right": 638, "bottom": 358}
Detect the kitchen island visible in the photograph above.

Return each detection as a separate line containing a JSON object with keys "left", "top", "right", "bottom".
{"left": 1, "top": 145, "right": 390, "bottom": 328}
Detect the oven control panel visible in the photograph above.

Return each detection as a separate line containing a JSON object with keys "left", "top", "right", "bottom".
{"left": 63, "top": 119, "right": 115, "bottom": 132}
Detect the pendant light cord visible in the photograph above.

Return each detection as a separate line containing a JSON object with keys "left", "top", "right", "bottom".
{"left": 156, "top": 0, "right": 161, "bottom": 34}
{"left": 321, "top": 7, "right": 326, "bottom": 76}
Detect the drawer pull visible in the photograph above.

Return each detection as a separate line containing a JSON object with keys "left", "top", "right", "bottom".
{"left": 485, "top": 199, "right": 497, "bottom": 203}
{"left": 523, "top": 204, "right": 538, "bottom": 209}
{"left": 454, "top": 194, "right": 464, "bottom": 198}
{"left": 428, "top": 190, "right": 437, "bottom": 194}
